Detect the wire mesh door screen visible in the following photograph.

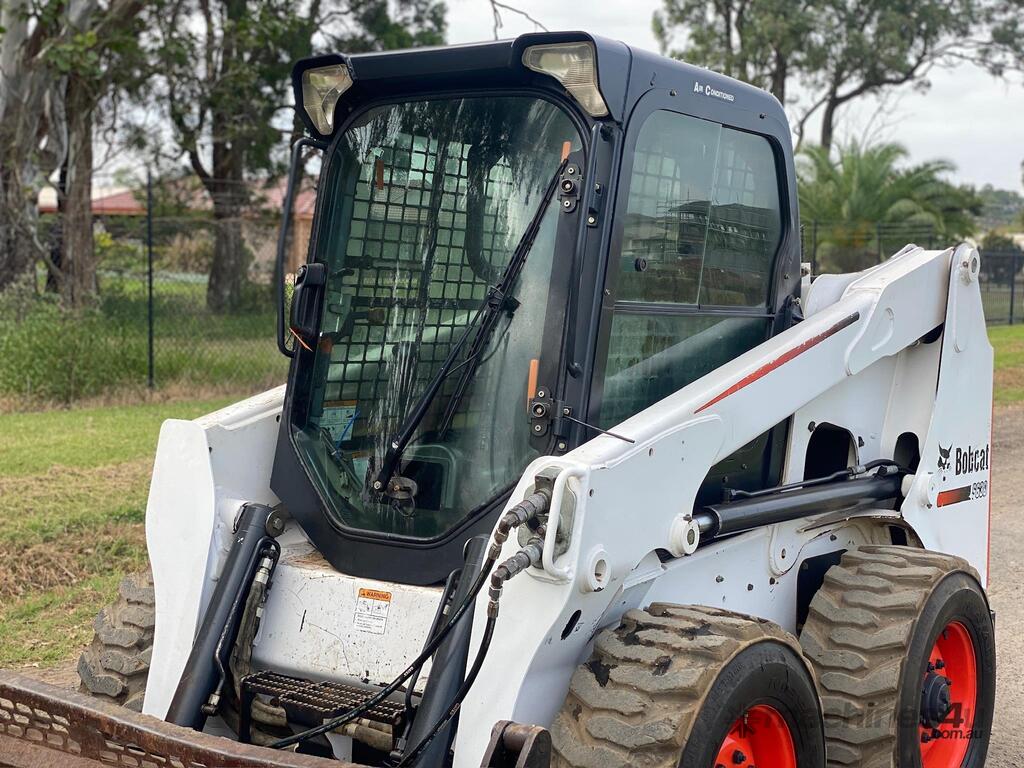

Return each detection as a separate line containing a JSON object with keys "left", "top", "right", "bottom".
{"left": 319, "top": 131, "right": 516, "bottom": 440}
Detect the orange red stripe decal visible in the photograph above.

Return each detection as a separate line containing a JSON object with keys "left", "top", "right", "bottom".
{"left": 694, "top": 312, "right": 860, "bottom": 414}
{"left": 937, "top": 485, "right": 972, "bottom": 508}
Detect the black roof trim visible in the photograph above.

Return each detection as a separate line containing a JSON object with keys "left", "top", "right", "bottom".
{"left": 291, "top": 31, "right": 787, "bottom": 146}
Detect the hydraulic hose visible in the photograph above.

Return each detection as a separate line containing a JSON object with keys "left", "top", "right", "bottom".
{"left": 402, "top": 569, "right": 461, "bottom": 723}
{"left": 395, "top": 537, "right": 544, "bottom": 767}
{"left": 394, "top": 617, "right": 497, "bottom": 767}
{"left": 268, "top": 489, "right": 551, "bottom": 751}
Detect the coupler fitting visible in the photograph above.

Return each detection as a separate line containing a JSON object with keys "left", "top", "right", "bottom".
{"left": 488, "top": 537, "right": 545, "bottom": 616}
{"left": 488, "top": 488, "right": 551, "bottom": 560}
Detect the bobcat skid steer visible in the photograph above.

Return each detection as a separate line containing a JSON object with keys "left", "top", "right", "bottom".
{"left": 1, "top": 31, "right": 996, "bottom": 768}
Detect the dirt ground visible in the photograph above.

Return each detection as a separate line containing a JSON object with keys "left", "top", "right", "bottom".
{"left": 10, "top": 406, "right": 1024, "bottom": 764}
{"left": 985, "top": 405, "right": 1024, "bottom": 766}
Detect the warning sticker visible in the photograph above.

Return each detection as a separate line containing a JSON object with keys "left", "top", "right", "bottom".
{"left": 354, "top": 588, "right": 392, "bottom": 635}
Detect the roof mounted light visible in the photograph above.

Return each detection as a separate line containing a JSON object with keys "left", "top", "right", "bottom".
{"left": 301, "top": 63, "right": 353, "bottom": 136}
{"left": 522, "top": 42, "right": 608, "bottom": 117}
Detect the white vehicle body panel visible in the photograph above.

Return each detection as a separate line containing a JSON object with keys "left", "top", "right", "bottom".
{"left": 142, "top": 244, "right": 992, "bottom": 768}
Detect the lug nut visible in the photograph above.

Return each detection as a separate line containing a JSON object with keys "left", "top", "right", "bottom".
{"left": 732, "top": 751, "right": 746, "bottom": 764}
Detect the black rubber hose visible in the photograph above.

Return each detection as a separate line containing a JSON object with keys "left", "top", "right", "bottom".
{"left": 268, "top": 557, "right": 496, "bottom": 749}
{"left": 395, "top": 615, "right": 497, "bottom": 767}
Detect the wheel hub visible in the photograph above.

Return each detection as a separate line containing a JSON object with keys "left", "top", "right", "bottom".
{"left": 919, "top": 621, "right": 978, "bottom": 768}
{"left": 920, "top": 669, "right": 953, "bottom": 727}
{"left": 715, "top": 704, "right": 796, "bottom": 768}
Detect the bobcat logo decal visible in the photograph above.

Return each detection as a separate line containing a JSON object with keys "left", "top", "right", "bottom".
{"left": 937, "top": 444, "right": 952, "bottom": 471}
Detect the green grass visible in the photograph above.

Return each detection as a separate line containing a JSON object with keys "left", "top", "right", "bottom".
{"left": 989, "top": 324, "right": 1024, "bottom": 404}
{"left": 0, "top": 395, "right": 234, "bottom": 670}
{"left": 0, "top": 398, "right": 233, "bottom": 477}
{"left": 0, "top": 574, "right": 125, "bottom": 668}
{"left": 0, "top": 274, "right": 287, "bottom": 404}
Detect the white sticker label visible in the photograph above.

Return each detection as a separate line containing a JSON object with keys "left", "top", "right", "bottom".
{"left": 354, "top": 588, "right": 391, "bottom": 635}
{"left": 320, "top": 401, "right": 358, "bottom": 442}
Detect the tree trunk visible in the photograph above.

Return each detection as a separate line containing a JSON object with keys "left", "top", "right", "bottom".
{"left": 62, "top": 73, "right": 97, "bottom": 307}
{"left": 820, "top": 97, "right": 839, "bottom": 153}
{"left": 0, "top": 164, "right": 40, "bottom": 292}
{"left": 771, "top": 49, "right": 787, "bottom": 105}
{"left": 206, "top": 192, "right": 250, "bottom": 312}
{"left": 202, "top": 0, "right": 250, "bottom": 313}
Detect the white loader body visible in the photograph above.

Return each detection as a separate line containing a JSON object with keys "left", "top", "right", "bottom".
{"left": 143, "top": 243, "right": 992, "bottom": 766}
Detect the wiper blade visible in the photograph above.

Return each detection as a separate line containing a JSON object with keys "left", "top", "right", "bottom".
{"left": 372, "top": 158, "right": 568, "bottom": 494}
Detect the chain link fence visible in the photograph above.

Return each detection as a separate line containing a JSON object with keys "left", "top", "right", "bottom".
{"left": 0, "top": 177, "right": 293, "bottom": 405}
{"left": 801, "top": 221, "right": 1023, "bottom": 325}
{"left": 1, "top": 183, "right": 1021, "bottom": 406}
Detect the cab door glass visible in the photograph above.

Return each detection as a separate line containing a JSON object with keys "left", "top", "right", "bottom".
{"left": 618, "top": 112, "right": 720, "bottom": 304}
{"left": 618, "top": 112, "right": 781, "bottom": 308}
{"left": 597, "top": 108, "right": 786, "bottom": 500}
{"left": 702, "top": 129, "right": 782, "bottom": 306}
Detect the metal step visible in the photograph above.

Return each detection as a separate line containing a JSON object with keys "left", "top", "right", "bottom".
{"left": 239, "top": 670, "right": 406, "bottom": 744}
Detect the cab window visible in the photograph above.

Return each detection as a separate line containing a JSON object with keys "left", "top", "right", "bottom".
{"left": 596, "top": 109, "right": 786, "bottom": 502}
{"left": 617, "top": 111, "right": 782, "bottom": 308}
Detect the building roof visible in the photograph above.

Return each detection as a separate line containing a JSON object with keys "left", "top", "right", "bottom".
{"left": 37, "top": 186, "right": 144, "bottom": 215}
{"left": 37, "top": 177, "right": 316, "bottom": 218}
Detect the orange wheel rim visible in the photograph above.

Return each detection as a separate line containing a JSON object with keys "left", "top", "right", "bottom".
{"left": 714, "top": 703, "right": 796, "bottom": 768}
{"left": 920, "top": 621, "right": 978, "bottom": 768}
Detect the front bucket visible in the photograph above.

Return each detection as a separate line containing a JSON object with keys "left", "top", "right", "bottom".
{"left": 0, "top": 672, "right": 344, "bottom": 768}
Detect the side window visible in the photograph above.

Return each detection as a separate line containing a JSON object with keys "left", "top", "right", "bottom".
{"left": 618, "top": 112, "right": 720, "bottom": 304}
{"left": 702, "top": 129, "right": 782, "bottom": 306}
{"left": 596, "top": 109, "right": 787, "bottom": 500}
{"left": 618, "top": 112, "right": 782, "bottom": 308}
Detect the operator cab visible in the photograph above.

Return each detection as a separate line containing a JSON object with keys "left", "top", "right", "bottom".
{"left": 271, "top": 32, "right": 801, "bottom": 585}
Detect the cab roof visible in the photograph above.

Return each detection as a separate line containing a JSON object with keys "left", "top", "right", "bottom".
{"left": 292, "top": 31, "right": 788, "bottom": 138}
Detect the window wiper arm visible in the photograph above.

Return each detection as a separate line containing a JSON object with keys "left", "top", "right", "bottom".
{"left": 372, "top": 158, "right": 568, "bottom": 495}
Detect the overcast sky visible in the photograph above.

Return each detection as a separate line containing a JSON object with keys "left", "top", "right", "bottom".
{"left": 447, "top": 0, "right": 1024, "bottom": 193}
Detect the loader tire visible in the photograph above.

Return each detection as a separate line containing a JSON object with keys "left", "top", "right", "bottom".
{"left": 799, "top": 545, "right": 995, "bottom": 768}
{"left": 77, "top": 570, "right": 155, "bottom": 712}
{"left": 551, "top": 604, "right": 825, "bottom": 768}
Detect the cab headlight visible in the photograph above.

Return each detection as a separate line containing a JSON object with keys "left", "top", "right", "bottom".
{"left": 301, "top": 63, "right": 353, "bottom": 135}
{"left": 522, "top": 42, "right": 608, "bottom": 117}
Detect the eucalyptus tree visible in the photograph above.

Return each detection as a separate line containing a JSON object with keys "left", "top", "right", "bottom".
{"left": 0, "top": 0, "right": 143, "bottom": 303}
{"left": 654, "top": 0, "right": 1024, "bottom": 150}
{"left": 148, "top": 0, "right": 446, "bottom": 312}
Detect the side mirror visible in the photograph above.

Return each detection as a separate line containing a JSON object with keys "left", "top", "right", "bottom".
{"left": 276, "top": 136, "right": 326, "bottom": 357}
{"left": 289, "top": 263, "right": 327, "bottom": 349}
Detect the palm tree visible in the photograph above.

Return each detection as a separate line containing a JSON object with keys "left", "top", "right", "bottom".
{"left": 798, "top": 141, "right": 980, "bottom": 272}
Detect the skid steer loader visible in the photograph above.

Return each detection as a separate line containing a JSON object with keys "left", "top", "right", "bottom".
{"left": 0, "top": 31, "right": 996, "bottom": 768}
